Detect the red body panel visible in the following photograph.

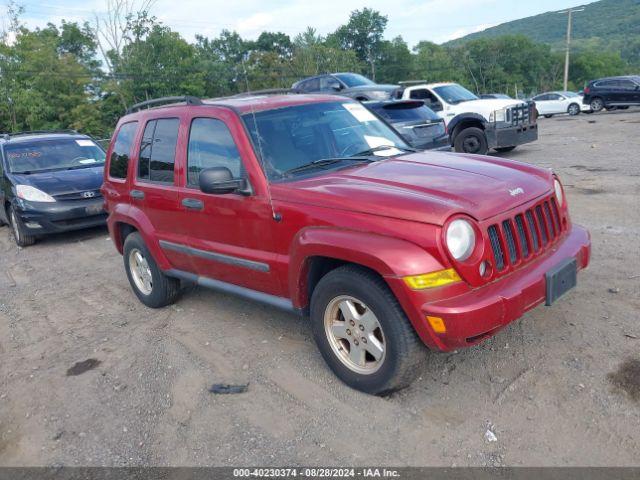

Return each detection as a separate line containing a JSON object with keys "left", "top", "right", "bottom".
{"left": 102, "top": 95, "right": 591, "bottom": 352}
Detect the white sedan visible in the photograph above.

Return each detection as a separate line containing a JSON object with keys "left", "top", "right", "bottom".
{"left": 531, "top": 91, "right": 592, "bottom": 117}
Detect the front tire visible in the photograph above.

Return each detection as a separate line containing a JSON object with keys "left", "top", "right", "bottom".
{"left": 453, "top": 127, "right": 488, "bottom": 155}
{"left": 310, "top": 265, "right": 427, "bottom": 395}
{"left": 590, "top": 97, "right": 604, "bottom": 112}
{"left": 123, "top": 232, "right": 180, "bottom": 308}
{"left": 544, "top": 114, "right": 553, "bottom": 118}
{"left": 9, "top": 206, "right": 36, "bottom": 247}
{"left": 568, "top": 103, "right": 580, "bottom": 116}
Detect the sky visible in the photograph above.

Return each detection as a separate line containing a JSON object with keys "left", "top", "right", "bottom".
{"left": 6, "top": 0, "right": 592, "bottom": 46}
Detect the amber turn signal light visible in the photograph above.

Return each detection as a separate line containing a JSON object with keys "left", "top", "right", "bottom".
{"left": 427, "top": 316, "right": 446, "bottom": 334}
{"left": 403, "top": 268, "right": 462, "bottom": 289}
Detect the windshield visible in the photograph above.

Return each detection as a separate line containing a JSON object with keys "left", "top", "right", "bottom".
{"left": 433, "top": 84, "right": 479, "bottom": 104}
{"left": 334, "top": 73, "right": 374, "bottom": 88}
{"left": 243, "top": 101, "right": 409, "bottom": 181}
{"left": 4, "top": 138, "right": 105, "bottom": 174}
{"left": 371, "top": 103, "right": 440, "bottom": 123}
{"left": 562, "top": 91, "right": 579, "bottom": 97}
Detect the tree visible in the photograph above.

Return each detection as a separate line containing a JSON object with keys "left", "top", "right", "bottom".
{"left": 114, "top": 25, "right": 205, "bottom": 103}
{"left": 327, "top": 8, "right": 388, "bottom": 80}
{"left": 376, "top": 36, "right": 412, "bottom": 84}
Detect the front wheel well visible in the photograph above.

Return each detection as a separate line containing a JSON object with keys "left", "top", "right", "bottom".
{"left": 451, "top": 119, "right": 485, "bottom": 143}
{"left": 306, "top": 256, "right": 384, "bottom": 310}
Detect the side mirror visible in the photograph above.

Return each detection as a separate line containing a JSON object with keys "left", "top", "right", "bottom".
{"left": 199, "top": 167, "right": 250, "bottom": 195}
{"left": 331, "top": 84, "right": 342, "bottom": 91}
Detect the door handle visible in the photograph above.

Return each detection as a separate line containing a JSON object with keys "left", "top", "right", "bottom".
{"left": 182, "top": 198, "right": 204, "bottom": 210}
{"left": 130, "top": 190, "right": 145, "bottom": 199}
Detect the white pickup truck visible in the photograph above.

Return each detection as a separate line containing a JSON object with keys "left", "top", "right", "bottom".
{"left": 399, "top": 82, "right": 538, "bottom": 155}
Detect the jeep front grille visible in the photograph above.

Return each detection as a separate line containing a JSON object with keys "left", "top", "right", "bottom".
{"left": 487, "top": 196, "right": 563, "bottom": 273}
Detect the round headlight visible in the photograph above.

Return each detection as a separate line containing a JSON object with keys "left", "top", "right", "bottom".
{"left": 446, "top": 219, "right": 476, "bottom": 261}
{"left": 554, "top": 178, "right": 563, "bottom": 206}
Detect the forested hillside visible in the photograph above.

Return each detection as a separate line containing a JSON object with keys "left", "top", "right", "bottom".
{"left": 447, "top": 0, "right": 640, "bottom": 66}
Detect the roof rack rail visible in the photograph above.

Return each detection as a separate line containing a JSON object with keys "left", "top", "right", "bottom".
{"left": 1, "top": 129, "right": 80, "bottom": 139}
{"left": 126, "top": 95, "right": 203, "bottom": 114}
{"left": 398, "top": 80, "right": 428, "bottom": 86}
{"left": 230, "top": 88, "right": 301, "bottom": 98}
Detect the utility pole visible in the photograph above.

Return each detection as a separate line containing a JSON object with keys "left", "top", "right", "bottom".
{"left": 559, "top": 7, "right": 585, "bottom": 91}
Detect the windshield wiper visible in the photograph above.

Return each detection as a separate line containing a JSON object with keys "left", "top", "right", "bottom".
{"left": 352, "top": 145, "right": 417, "bottom": 157}
{"left": 283, "top": 156, "right": 373, "bottom": 176}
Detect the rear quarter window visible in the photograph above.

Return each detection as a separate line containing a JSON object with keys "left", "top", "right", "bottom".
{"left": 109, "top": 122, "right": 138, "bottom": 179}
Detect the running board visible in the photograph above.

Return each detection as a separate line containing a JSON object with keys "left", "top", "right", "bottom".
{"left": 165, "top": 269, "right": 301, "bottom": 315}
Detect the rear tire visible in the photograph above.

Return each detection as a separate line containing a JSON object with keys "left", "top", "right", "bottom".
{"left": 123, "top": 232, "right": 180, "bottom": 308}
{"left": 310, "top": 265, "right": 427, "bottom": 395}
{"left": 9, "top": 206, "right": 36, "bottom": 247}
{"left": 590, "top": 97, "right": 604, "bottom": 112}
{"left": 453, "top": 127, "right": 488, "bottom": 155}
{"left": 567, "top": 103, "right": 580, "bottom": 116}
{"left": 544, "top": 114, "right": 553, "bottom": 118}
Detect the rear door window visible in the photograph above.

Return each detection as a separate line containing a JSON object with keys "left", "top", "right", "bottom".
{"left": 138, "top": 118, "right": 179, "bottom": 184}
{"left": 299, "top": 78, "right": 320, "bottom": 92}
{"left": 320, "top": 76, "right": 342, "bottom": 92}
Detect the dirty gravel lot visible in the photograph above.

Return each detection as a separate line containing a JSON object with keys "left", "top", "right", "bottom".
{"left": 1, "top": 109, "right": 639, "bottom": 467}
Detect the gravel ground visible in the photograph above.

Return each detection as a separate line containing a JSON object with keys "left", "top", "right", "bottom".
{"left": 0, "top": 108, "right": 639, "bottom": 467}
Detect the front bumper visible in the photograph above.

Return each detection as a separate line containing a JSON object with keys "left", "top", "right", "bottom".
{"left": 486, "top": 123, "right": 538, "bottom": 149}
{"left": 388, "top": 224, "right": 590, "bottom": 351}
{"left": 13, "top": 198, "right": 107, "bottom": 235}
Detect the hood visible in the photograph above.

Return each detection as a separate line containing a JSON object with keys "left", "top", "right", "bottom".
{"left": 462, "top": 98, "right": 526, "bottom": 110}
{"left": 346, "top": 84, "right": 400, "bottom": 93}
{"left": 272, "top": 152, "right": 553, "bottom": 225}
{"left": 9, "top": 166, "right": 104, "bottom": 196}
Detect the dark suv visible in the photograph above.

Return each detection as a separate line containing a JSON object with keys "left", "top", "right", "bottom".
{"left": 103, "top": 94, "right": 590, "bottom": 395}
{"left": 0, "top": 131, "right": 107, "bottom": 246}
{"left": 364, "top": 100, "right": 449, "bottom": 151}
{"left": 292, "top": 73, "right": 401, "bottom": 101}
{"left": 582, "top": 75, "right": 640, "bottom": 112}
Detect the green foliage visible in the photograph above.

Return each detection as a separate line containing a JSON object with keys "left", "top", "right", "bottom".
{"left": 326, "top": 8, "right": 388, "bottom": 79}
{"left": 0, "top": 3, "right": 636, "bottom": 138}
{"left": 447, "top": 0, "right": 640, "bottom": 68}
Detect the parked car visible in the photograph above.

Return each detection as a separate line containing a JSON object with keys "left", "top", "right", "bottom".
{"left": 363, "top": 100, "right": 450, "bottom": 151}
{"left": 103, "top": 94, "right": 590, "bottom": 395}
{"left": 480, "top": 93, "right": 512, "bottom": 99}
{"left": 531, "top": 91, "right": 590, "bottom": 117}
{"left": 582, "top": 76, "right": 640, "bottom": 112}
{"left": 0, "top": 130, "right": 107, "bottom": 246}
{"left": 292, "top": 73, "right": 401, "bottom": 101}
{"left": 399, "top": 82, "right": 538, "bottom": 155}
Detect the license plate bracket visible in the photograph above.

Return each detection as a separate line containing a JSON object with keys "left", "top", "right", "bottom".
{"left": 85, "top": 204, "right": 104, "bottom": 215}
{"left": 545, "top": 258, "right": 577, "bottom": 306}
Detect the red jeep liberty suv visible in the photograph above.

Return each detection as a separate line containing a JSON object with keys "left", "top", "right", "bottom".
{"left": 102, "top": 94, "right": 591, "bottom": 395}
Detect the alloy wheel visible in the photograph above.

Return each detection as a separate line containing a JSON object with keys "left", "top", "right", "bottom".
{"left": 324, "top": 295, "right": 386, "bottom": 374}
{"left": 129, "top": 248, "right": 153, "bottom": 295}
